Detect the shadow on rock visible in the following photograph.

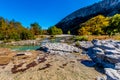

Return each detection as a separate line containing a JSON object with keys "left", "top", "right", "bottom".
{"left": 94, "top": 63, "right": 105, "bottom": 74}
{"left": 80, "top": 60, "right": 105, "bottom": 74}
{"left": 36, "top": 47, "right": 48, "bottom": 52}
{"left": 81, "top": 60, "right": 95, "bottom": 67}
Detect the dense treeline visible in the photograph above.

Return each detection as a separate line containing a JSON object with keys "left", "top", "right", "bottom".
{"left": 0, "top": 14, "right": 120, "bottom": 41}
{"left": 48, "top": 26, "right": 63, "bottom": 35}
{"left": 0, "top": 17, "right": 63, "bottom": 41}
{"left": 0, "top": 17, "right": 43, "bottom": 41}
{"left": 78, "top": 14, "right": 120, "bottom": 36}
{"left": 0, "top": 18, "right": 32, "bottom": 40}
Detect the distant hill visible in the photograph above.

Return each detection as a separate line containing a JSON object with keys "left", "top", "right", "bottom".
{"left": 56, "top": 0, "right": 120, "bottom": 34}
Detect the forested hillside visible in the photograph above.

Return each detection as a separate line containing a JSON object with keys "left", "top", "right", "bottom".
{"left": 56, "top": 0, "right": 120, "bottom": 34}
{"left": 78, "top": 14, "right": 120, "bottom": 36}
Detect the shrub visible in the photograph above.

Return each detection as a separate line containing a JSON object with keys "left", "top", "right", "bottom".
{"left": 106, "top": 14, "right": 120, "bottom": 36}
{"left": 20, "top": 29, "right": 34, "bottom": 40}
{"left": 8, "top": 32, "right": 20, "bottom": 41}
{"left": 30, "top": 22, "right": 42, "bottom": 35}
{"left": 78, "top": 15, "right": 109, "bottom": 35}
{"left": 75, "top": 41, "right": 80, "bottom": 47}
{"left": 74, "top": 36, "right": 88, "bottom": 41}
{"left": 48, "top": 26, "right": 63, "bottom": 35}
{"left": 67, "top": 30, "right": 71, "bottom": 35}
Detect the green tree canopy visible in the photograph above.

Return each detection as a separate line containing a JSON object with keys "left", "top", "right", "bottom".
{"left": 48, "top": 26, "right": 63, "bottom": 35}
{"left": 67, "top": 30, "right": 71, "bottom": 35}
{"left": 106, "top": 14, "right": 120, "bottom": 35}
{"left": 0, "top": 17, "right": 35, "bottom": 41}
{"left": 30, "top": 22, "right": 42, "bottom": 35}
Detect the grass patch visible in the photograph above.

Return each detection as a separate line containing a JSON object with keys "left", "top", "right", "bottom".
{"left": 74, "top": 36, "right": 88, "bottom": 41}
{"left": 73, "top": 35, "right": 120, "bottom": 41}
{"left": 86, "top": 35, "right": 120, "bottom": 41}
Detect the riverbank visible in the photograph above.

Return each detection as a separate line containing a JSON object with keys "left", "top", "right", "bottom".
{"left": 0, "top": 35, "right": 120, "bottom": 80}
{"left": 0, "top": 48, "right": 104, "bottom": 80}
{"left": 0, "top": 35, "right": 119, "bottom": 46}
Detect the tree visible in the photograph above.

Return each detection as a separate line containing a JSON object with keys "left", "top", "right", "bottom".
{"left": 42, "top": 29, "right": 48, "bottom": 35}
{"left": 0, "top": 17, "right": 35, "bottom": 40}
{"left": 48, "top": 26, "right": 63, "bottom": 35}
{"left": 20, "top": 28, "right": 34, "bottom": 40}
{"left": 30, "top": 22, "right": 42, "bottom": 35}
{"left": 78, "top": 27, "right": 91, "bottom": 35}
{"left": 106, "top": 14, "right": 120, "bottom": 35}
{"left": 67, "top": 30, "right": 71, "bottom": 35}
{"left": 8, "top": 32, "right": 20, "bottom": 40}
{"left": 78, "top": 15, "right": 109, "bottom": 35}
{"left": 0, "top": 17, "right": 6, "bottom": 28}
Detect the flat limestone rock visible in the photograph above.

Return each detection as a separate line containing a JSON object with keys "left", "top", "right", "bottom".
{"left": 104, "top": 49, "right": 120, "bottom": 55}
{"left": 40, "top": 43, "right": 80, "bottom": 55}
{"left": 87, "top": 39, "right": 120, "bottom": 80}
{"left": 105, "top": 68, "right": 120, "bottom": 80}
{"left": 78, "top": 41, "right": 93, "bottom": 49}
{"left": 115, "top": 63, "right": 120, "bottom": 70}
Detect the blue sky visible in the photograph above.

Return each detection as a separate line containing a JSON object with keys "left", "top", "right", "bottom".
{"left": 0, "top": 0, "right": 100, "bottom": 29}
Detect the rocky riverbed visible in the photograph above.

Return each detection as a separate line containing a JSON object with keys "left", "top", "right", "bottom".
{"left": 0, "top": 40, "right": 105, "bottom": 80}
{"left": 92, "top": 40, "right": 120, "bottom": 80}
{"left": 39, "top": 43, "right": 80, "bottom": 55}
{"left": 39, "top": 39, "right": 120, "bottom": 80}
{"left": 0, "top": 38, "right": 120, "bottom": 80}
{"left": 74, "top": 39, "right": 120, "bottom": 80}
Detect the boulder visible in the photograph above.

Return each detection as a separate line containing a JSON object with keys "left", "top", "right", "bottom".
{"left": 105, "top": 55, "right": 120, "bottom": 63}
{"left": 97, "top": 76, "right": 107, "bottom": 80}
{"left": 100, "top": 44, "right": 116, "bottom": 50}
{"left": 40, "top": 43, "right": 80, "bottom": 55}
{"left": 115, "top": 63, "right": 120, "bottom": 70}
{"left": 104, "top": 49, "right": 120, "bottom": 55}
{"left": 115, "top": 43, "right": 120, "bottom": 49}
{"left": 105, "top": 68, "right": 120, "bottom": 80}
{"left": 92, "top": 40, "right": 102, "bottom": 47}
{"left": 78, "top": 41, "right": 93, "bottom": 49}
{"left": 86, "top": 39, "right": 120, "bottom": 80}
{"left": 93, "top": 47, "right": 104, "bottom": 55}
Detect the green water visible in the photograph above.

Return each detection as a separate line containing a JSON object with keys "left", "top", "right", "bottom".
{"left": 0, "top": 37, "right": 67, "bottom": 51}
{"left": 0, "top": 45, "right": 40, "bottom": 51}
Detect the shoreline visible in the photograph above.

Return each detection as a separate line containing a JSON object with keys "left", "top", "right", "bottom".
{"left": 0, "top": 36, "right": 120, "bottom": 80}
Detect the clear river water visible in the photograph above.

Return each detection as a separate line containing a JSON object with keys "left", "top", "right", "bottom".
{"left": 0, "top": 37, "right": 65, "bottom": 51}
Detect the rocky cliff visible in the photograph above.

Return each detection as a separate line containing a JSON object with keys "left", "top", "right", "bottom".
{"left": 56, "top": 0, "right": 120, "bottom": 34}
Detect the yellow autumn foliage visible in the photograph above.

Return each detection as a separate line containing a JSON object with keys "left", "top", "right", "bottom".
{"left": 78, "top": 15, "right": 110, "bottom": 35}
